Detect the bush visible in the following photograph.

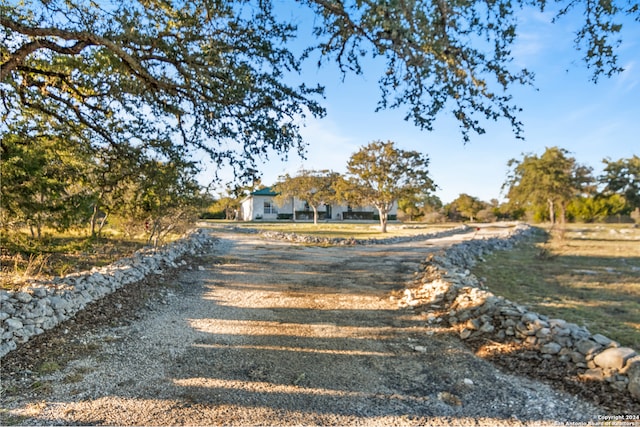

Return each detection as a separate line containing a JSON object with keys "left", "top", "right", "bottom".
{"left": 343, "top": 211, "right": 374, "bottom": 220}
{"left": 421, "top": 211, "right": 447, "bottom": 223}
{"left": 200, "top": 211, "right": 225, "bottom": 219}
{"left": 372, "top": 214, "right": 397, "bottom": 220}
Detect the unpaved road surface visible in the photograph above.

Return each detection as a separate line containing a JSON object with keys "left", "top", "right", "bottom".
{"left": 2, "top": 226, "right": 603, "bottom": 425}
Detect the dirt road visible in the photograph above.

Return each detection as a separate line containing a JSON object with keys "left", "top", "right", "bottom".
{"left": 2, "top": 226, "right": 602, "bottom": 425}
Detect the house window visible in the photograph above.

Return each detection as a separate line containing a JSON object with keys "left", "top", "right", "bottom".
{"left": 264, "top": 201, "right": 278, "bottom": 214}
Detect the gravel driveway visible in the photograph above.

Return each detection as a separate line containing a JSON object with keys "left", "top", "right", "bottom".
{"left": 2, "top": 226, "right": 603, "bottom": 425}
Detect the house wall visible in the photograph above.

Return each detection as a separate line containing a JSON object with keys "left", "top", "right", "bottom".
{"left": 240, "top": 197, "right": 253, "bottom": 221}
{"left": 240, "top": 196, "right": 398, "bottom": 221}
{"left": 241, "top": 195, "right": 294, "bottom": 220}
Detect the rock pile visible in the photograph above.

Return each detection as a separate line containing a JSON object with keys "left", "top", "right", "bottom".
{"left": 0, "top": 229, "right": 215, "bottom": 358}
{"left": 400, "top": 224, "right": 640, "bottom": 402}
{"left": 259, "top": 225, "right": 472, "bottom": 246}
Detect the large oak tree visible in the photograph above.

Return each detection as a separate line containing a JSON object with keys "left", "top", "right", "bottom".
{"left": 340, "top": 140, "right": 435, "bottom": 232}
{"left": 273, "top": 169, "right": 340, "bottom": 224}
{"left": 1, "top": 0, "right": 324, "bottom": 183}
{"left": 599, "top": 156, "right": 640, "bottom": 213}
{"left": 503, "top": 146, "right": 594, "bottom": 224}
{"left": 2, "top": 0, "right": 637, "bottom": 182}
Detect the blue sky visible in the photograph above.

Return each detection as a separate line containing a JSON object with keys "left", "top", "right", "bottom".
{"left": 204, "top": 5, "right": 640, "bottom": 204}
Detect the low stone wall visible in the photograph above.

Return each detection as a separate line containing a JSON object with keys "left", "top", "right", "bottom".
{"left": 400, "top": 224, "right": 640, "bottom": 402}
{"left": 0, "top": 229, "right": 216, "bottom": 358}
{"left": 259, "top": 225, "right": 473, "bottom": 245}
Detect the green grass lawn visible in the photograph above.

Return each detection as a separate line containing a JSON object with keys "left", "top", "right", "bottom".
{"left": 472, "top": 223, "right": 640, "bottom": 348}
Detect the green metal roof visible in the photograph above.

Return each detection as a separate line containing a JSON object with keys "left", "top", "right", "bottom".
{"left": 251, "top": 187, "right": 278, "bottom": 196}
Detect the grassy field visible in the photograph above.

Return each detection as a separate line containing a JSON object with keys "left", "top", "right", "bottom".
{"left": 472, "top": 223, "right": 640, "bottom": 349}
{"left": 0, "top": 227, "right": 178, "bottom": 289}
{"left": 215, "top": 220, "right": 461, "bottom": 240}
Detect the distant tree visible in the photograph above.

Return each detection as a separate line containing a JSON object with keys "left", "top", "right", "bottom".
{"left": 86, "top": 144, "right": 147, "bottom": 237}
{"left": 0, "top": 119, "right": 94, "bottom": 238}
{"left": 503, "top": 147, "right": 593, "bottom": 224}
{"left": 208, "top": 195, "right": 240, "bottom": 220}
{"left": 398, "top": 196, "right": 423, "bottom": 222}
{"left": 339, "top": 141, "right": 435, "bottom": 233}
{"left": 487, "top": 199, "right": 524, "bottom": 221}
{"left": 398, "top": 192, "right": 439, "bottom": 222}
{"left": 273, "top": 170, "right": 340, "bottom": 225}
{"left": 476, "top": 200, "right": 499, "bottom": 222}
{"left": 566, "top": 194, "right": 627, "bottom": 222}
{"left": 448, "top": 193, "right": 485, "bottom": 222}
{"left": 599, "top": 156, "right": 640, "bottom": 213}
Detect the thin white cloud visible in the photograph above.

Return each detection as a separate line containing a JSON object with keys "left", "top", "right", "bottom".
{"left": 617, "top": 61, "right": 639, "bottom": 91}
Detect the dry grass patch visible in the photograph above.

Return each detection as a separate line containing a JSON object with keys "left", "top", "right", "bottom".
{"left": 0, "top": 226, "right": 185, "bottom": 289}
{"left": 472, "top": 224, "right": 640, "bottom": 348}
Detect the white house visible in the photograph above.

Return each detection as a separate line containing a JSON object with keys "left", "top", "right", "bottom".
{"left": 239, "top": 187, "right": 398, "bottom": 221}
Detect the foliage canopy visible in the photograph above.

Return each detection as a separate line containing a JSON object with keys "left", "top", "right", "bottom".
{"left": 599, "top": 155, "right": 640, "bottom": 212}
{"left": 2, "top": 0, "right": 638, "bottom": 181}
{"left": 503, "top": 147, "right": 594, "bottom": 223}
{"left": 273, "top": 169, "right": 340, "bottom": 224}
{"left": 340, "top": 140, "right": 435, "bottom": 232}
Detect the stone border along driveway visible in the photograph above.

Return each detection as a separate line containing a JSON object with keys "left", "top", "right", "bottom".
{"left": 397, "top": 224, "right": 640, "bottom": 403}
{"left": 0, "top": 229, "right": 217, "bottom": 358}
{"left": 5, "top": 223, "right": 613, "bottom": 426}
{"left": 234, "top": 224, "right": 473, "bottom": 245}
{"left": 2, "top": 222, "right": 637, "bottom": 404}
{"left": 0, "top": 224, "right": 470, "bottom": 359}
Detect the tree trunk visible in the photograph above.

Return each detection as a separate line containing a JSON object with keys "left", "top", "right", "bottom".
{"left": 291, "top": 197, "right": 296, "bottom": 222}
{"left": 378, "top": 206, "right": 388, "bottom": 233}
{"left": 90, "top": 203, "right": 99, "bottom": 237}
{"left": 548, "top": 199, "right": 556, "bottom": 224}
{"left": 97, "top": 212, "right": 109, "bottom": 236}
{"left": 312, "top": 206, "right": 318, "bottom": 225}
{"left": 559, "top": 202, "right": 566, "bottom": 225}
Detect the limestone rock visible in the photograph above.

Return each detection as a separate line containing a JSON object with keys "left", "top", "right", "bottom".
{"left": 479, "top": 322, "right": 495, "bottom": 333}
{"left": 459, "top": 328, "right": 472, "bottom": 340}
{"left": 15, "top": 292, "right": 33, "bottom": 303}
{"left": 4, "top": 318, "right": 23, "bottom": 330}
{"left": 575, "top": 339, "right": 601, "bottom": 356}
{"left": 593, "top": 347, "right": 637, "bottom": 370}
{"left": 591, "top": 333, "right": 612, "bottom": 347}
{"left": 625, "top": 359, "right": 640, "bottom": 401}
{"left": 580, "top": 368, "right": 604, "bottom": 381}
